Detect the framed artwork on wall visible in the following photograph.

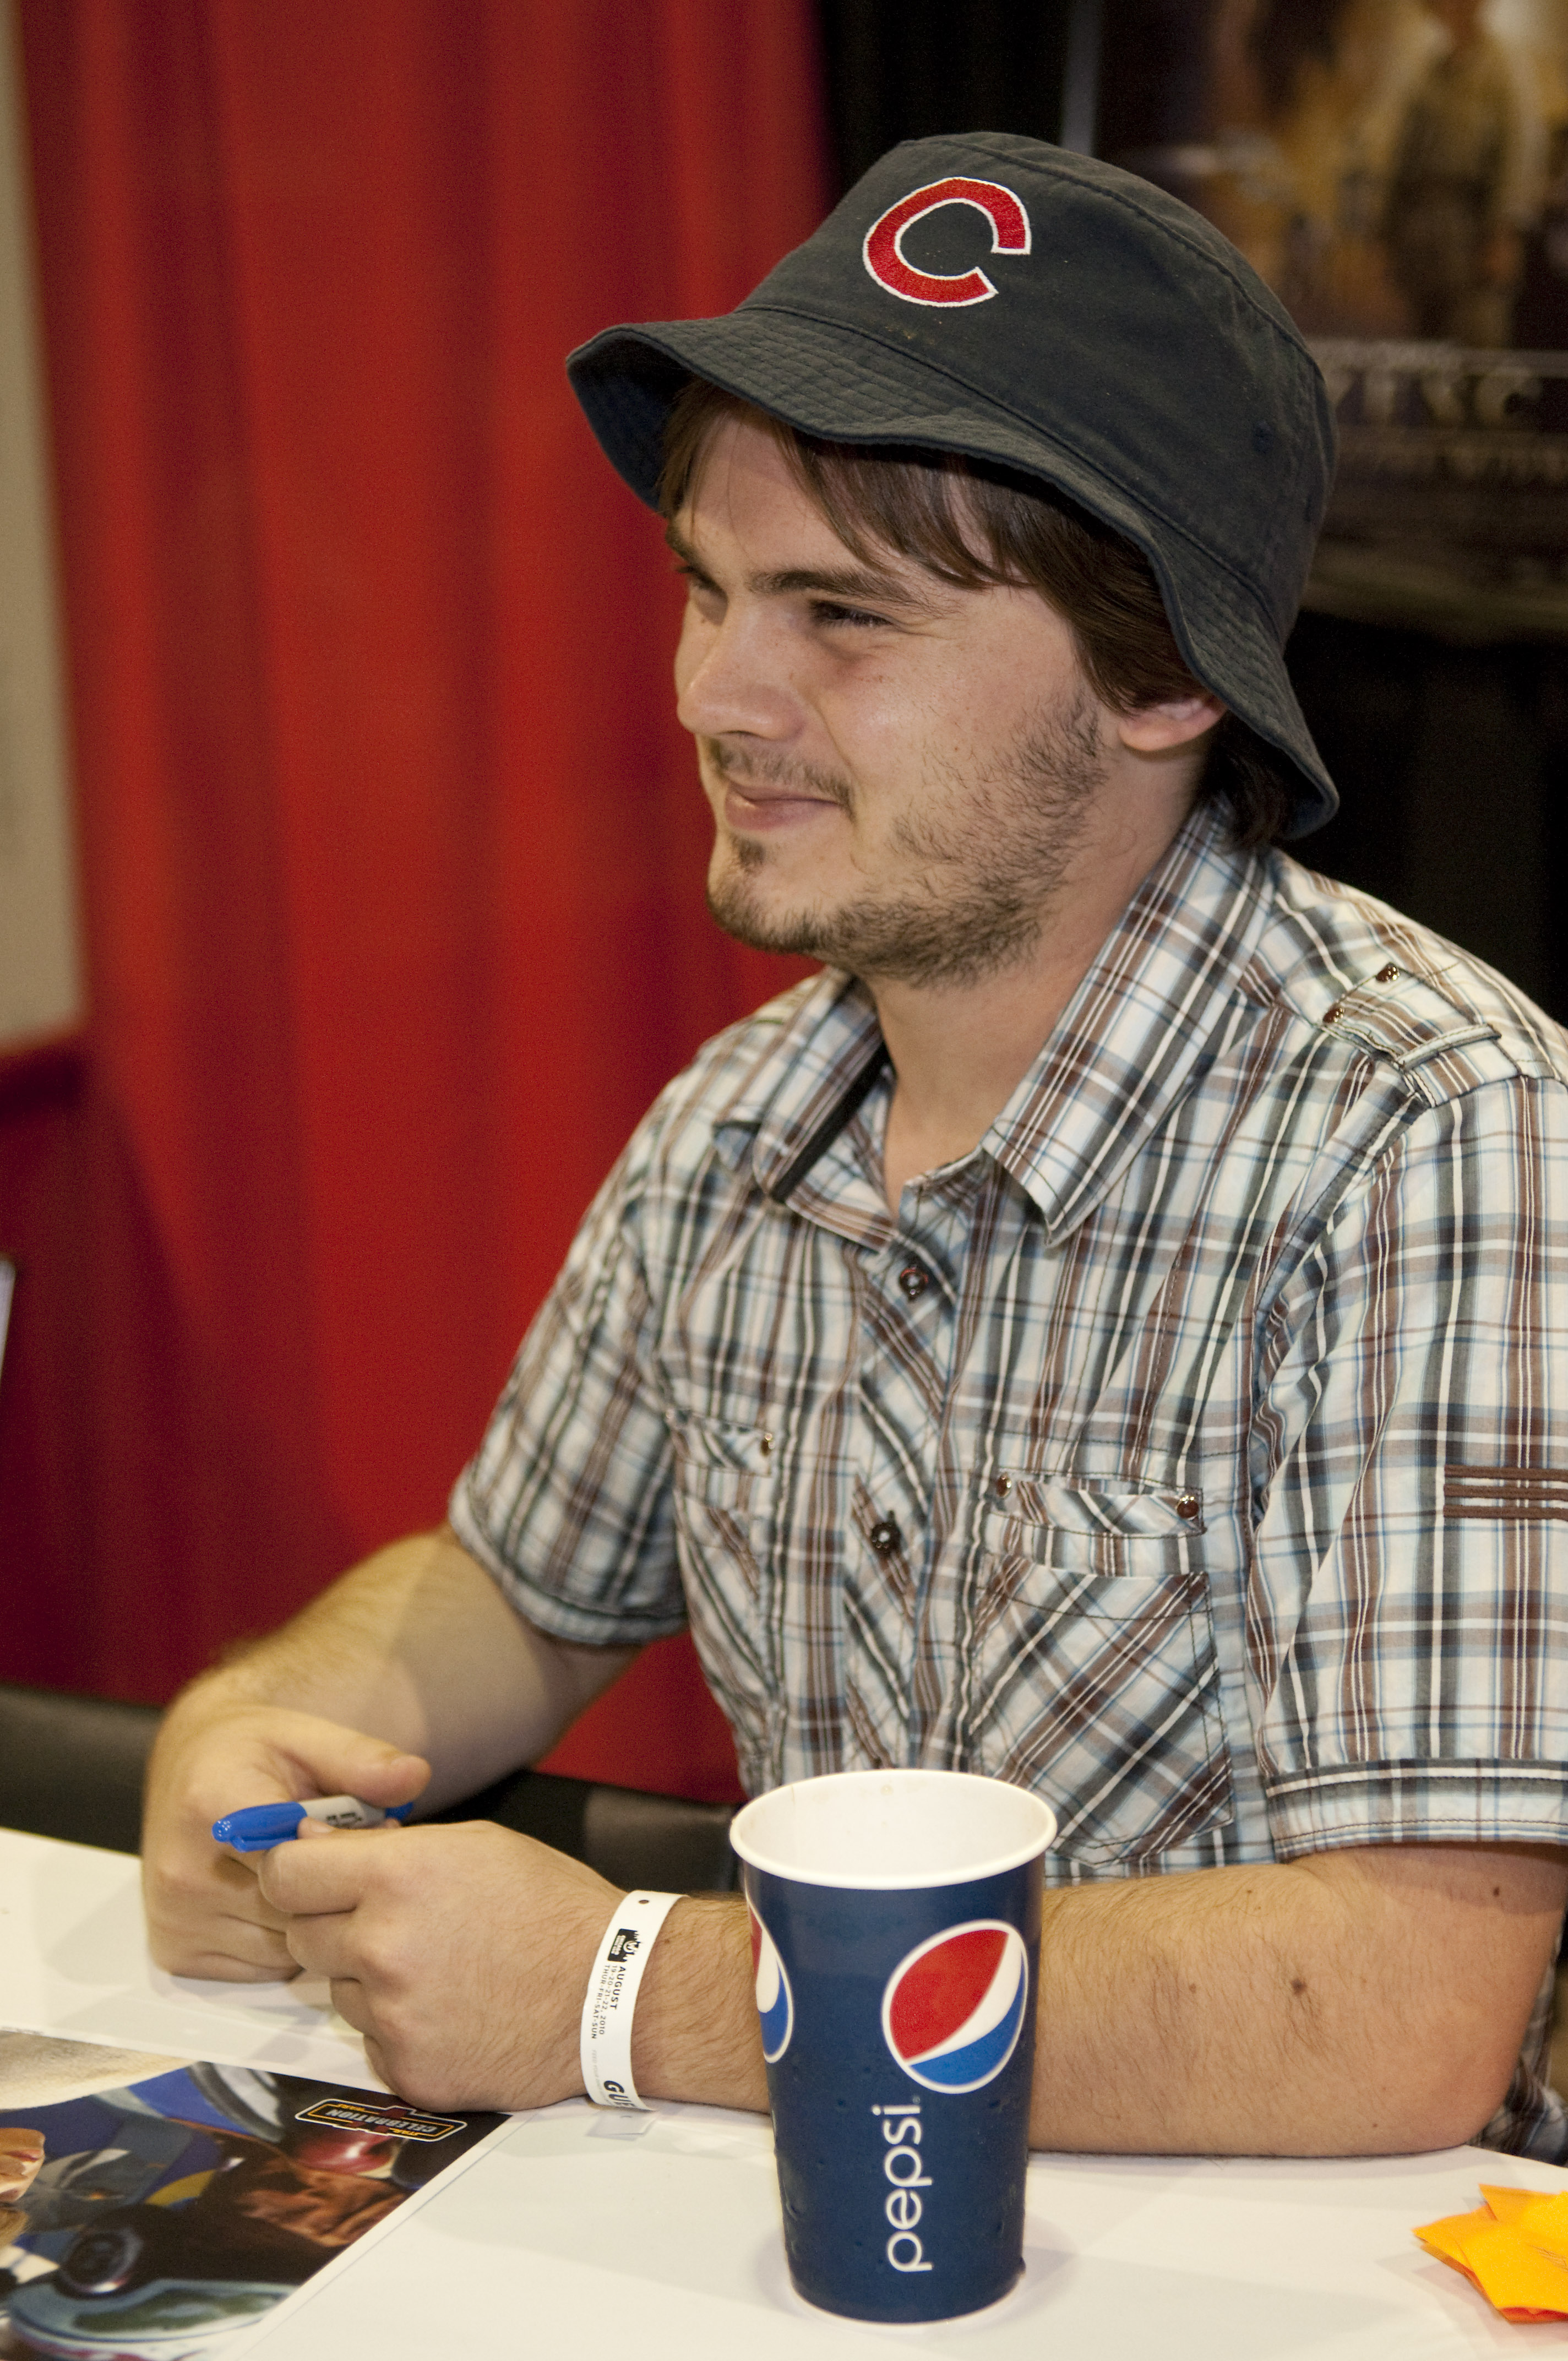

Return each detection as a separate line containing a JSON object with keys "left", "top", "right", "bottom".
{"left": 1102, "top": 0, "right": 1568, "bottom": 637}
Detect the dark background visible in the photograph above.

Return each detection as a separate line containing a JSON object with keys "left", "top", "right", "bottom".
{"left": 817, "top": 0, "right": 1568, "bottom": 1024}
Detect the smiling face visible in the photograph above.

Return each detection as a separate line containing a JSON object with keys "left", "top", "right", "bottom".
{"left": 670, "top": 414, "right": 1124, "bottom": 992}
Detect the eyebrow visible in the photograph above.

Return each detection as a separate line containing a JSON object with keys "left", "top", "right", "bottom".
{"left": 663, "top": 522, "right": 933, "bottom": 610}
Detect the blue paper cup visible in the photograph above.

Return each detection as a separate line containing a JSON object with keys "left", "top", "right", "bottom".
{"left": 730, "top": 1769, "right": 1054, "bottom": 2324}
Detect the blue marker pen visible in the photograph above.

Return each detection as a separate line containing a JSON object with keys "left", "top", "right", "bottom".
{"left": 212, "top": 1796, "right": 413, "bottom": 1853}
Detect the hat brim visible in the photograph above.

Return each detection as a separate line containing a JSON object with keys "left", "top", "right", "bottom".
{"left": 568, "top": 308, "right": 1337, "bottom": 839}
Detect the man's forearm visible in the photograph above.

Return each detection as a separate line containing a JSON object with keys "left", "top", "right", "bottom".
{"left": 159, "top": 1524, "right": 636, "bottom": 1808}
{"left": 1030, "top": 1841, "right": 1567, "bottom": 2156}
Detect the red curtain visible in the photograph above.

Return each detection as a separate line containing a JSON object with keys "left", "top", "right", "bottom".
{"left": 5, "top": 2, "right": 824, "bottom": 1799}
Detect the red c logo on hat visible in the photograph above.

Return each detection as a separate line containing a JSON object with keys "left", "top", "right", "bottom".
{"left": 862, "top": 177, "right": 1031, "bottom": 308}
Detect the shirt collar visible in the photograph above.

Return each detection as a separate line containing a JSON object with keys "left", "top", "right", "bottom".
{"left": 710, "top": 969, "right": 884, "bottom": 1193}
{"left": 709, "top": 803, "right": 1278, "bottom": 1239}
{"left": 986, "top": 806, "right": 1277, "bottom": 1239}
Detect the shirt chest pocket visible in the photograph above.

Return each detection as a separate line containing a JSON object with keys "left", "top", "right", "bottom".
{"left": 964, "top": 1476, "right": 1233, "bottom": 1867}
{"left": 668, "top": 1414, "right": 780, "bottom": 1609}
{"left": 666, "top": 1414, "right": 783, "bottom": 1788}
{"left": 982, "top": 1473, "right": 1204, "bottom": 1574}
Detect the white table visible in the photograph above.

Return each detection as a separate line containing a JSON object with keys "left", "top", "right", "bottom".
{"left": 0, "top": 1829, "right": 1560, "bottom": 2357}
{"left": 0, "top": 1824, "right": 378, "bottom": 2085}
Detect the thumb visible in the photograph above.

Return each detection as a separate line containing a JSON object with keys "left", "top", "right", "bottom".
{"left": 269, "top": 1713, "right": 432, "bottom": 1814}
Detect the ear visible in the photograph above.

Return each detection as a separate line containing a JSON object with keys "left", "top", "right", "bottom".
{"left": 1115, "top": 691, "right": 1226, "bottom": 755}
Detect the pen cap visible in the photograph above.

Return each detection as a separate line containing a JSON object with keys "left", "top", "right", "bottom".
{"left": 212, "top": 1801, "right": 305, "bottom": 1852}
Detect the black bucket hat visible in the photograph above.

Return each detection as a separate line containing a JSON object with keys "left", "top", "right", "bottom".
{"left": 567, "top": 132, "right": 1338, "bottom": 836}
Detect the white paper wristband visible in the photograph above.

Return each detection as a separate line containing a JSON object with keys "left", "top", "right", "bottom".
{"left": 580, "top": 1889, "right": 684, "bottom": 2111}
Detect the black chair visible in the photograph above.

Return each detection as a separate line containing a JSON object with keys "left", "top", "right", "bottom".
{"left": 0, "top": 1682, "right": 159, "bottom": 1854}
{"left": 431, "top": 1762, "right": 739, "bottom": 1891}
{"left": 0, "top": 1679, "right": 739, "bottom": 1889}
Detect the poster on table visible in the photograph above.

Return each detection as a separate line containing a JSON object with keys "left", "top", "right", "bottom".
{"left": 0, "top": 2041, "right": 503, "bottom": 2359}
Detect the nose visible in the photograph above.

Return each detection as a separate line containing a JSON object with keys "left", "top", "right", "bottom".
{"left": 674, "top": 598, "right": 799, "bottom": 746}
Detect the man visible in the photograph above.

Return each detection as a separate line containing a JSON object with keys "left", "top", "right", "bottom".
{"left": 143, "top": 134, "right": 1568, "bottom": 2157}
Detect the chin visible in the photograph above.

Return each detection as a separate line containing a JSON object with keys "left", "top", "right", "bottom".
{"left": 706, "top": 867, "right": 821, "bottom": 960}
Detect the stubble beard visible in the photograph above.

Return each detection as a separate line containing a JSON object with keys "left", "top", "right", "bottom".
{"left": 701, "top": 686, "right": 1108, "bottom": 990}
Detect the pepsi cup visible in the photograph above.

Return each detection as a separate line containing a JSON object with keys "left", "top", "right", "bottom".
{"left": 730, "top": 1769, "right": 1054, "bottom": 2324}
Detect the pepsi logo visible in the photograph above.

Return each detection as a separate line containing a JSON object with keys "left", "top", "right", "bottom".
{"left": 749, "top": 1902, "right": 793, "bottom": 2063}
{"left": 861, "top": 177, "right": 1031, "bottom": 308}
{"left": 881, "top": 1921, "right": 1029, "bottom": 2093}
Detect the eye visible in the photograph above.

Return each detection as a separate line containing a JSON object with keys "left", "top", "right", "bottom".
{"left": 809, "top": 597, "right": 894, "bottom": 631}
{"left": 675, "top": 564, "right": 724, "bottom": 615}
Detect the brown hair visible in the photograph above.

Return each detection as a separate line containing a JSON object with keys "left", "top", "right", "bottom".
{"left": 658, "top": 378, "right": 1297, "bottom": 850}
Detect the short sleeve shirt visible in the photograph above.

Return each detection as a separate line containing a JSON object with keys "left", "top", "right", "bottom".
{"left": 451, "top": 805, "right": 1568, "bottom": 2158}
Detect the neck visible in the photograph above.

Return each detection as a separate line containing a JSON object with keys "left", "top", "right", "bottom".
{"left": 875, "top": 797, "right": 1197, "bottom": 1210}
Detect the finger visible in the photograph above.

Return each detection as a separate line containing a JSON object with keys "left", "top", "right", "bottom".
{"left": 150, "top": 1872, "right": 293, "bottom": 1947}
{"left": 201, "top": 1914, "right": 301, "bottom": 1973}
{"left": 145, "top": 1894, "right": 299, "bottom": 1978}
{"left": 165, "top": 1908, "right": 298, "bottom": 1974}
{"left": 205, "top": 1859, "right": 294, "bottom": 1934}
{"left": 150, "top": 1907, "right": 297, "bottom": 1983}
{"left": 263, "top": 1719, "right": 431, "bottom": 1816}
{"left": 259, "top": 1830, "right": 390, "bottom": 1917}
{"left": 208, "top": 1889, "right": 295, "bottom": 1944}
{"left": 293, "top": 1812, "right": 405, "bottom": 1842}
{"left": 165, "top": 1940, "right": 301, "bottom": 1983}
{"left": 280, "top": 1909, "right": 360, "bottom": 1982}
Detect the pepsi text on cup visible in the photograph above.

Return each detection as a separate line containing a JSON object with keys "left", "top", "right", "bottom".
{"left": 871, "top": 2105, "right": 932, "bottom": 2273}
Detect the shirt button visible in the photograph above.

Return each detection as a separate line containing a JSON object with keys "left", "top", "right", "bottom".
{"left": 1376, "top": 964, "right": 1401, "bottom": 984}
{"left": 994, "top": 1474, "right": 1012, "bottom": 1500}
{"left": 1324, "top": 1002, "right": 1343, "bottom": 1025}
{"left": 1175, "top": 1492, "right": 1200, "bottom": 1521}
{"left": 898, "top": 1263, "right": 929, "bottom": 1301}
{"left": 868, "top": 1517, "right": 902, "bottom": 1555}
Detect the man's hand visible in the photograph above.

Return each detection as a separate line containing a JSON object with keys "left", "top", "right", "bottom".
{"left": 259, "top": 1820, "right": 624, "bottom": 2109}
{"left": 139, "top": 1526, "right": 638, "bottom": 1987}
{"left": 142, "top": 1698, "right": 429, "bottom": 1982}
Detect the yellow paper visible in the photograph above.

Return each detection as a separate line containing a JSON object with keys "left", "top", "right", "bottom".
{"left": 1415, "top": 2204, "right": 1497, "bottom": 2269}
{"left": 1453, "top": 2219, "right": 1568, "bottom": 2318}
{"left": 1480, "top": 2187, "right": 1540, "bottom": 2229}
{"left": 1512, "top": 2193, "right": 1568, "bottom": 2267}
{"left": 1415, "top": 2189, "right": 1568, "bottom": 2322}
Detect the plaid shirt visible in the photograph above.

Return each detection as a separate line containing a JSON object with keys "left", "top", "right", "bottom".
{"left": 453, "top": 804, "right": 1568, "bottom": 2158}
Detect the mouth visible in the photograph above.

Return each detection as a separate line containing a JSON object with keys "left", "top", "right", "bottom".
{"left": 705, "top": 752, "right": 846, "bottom": 836}
{"left": 721, "top": 781, "right": 840, "bottom": 832}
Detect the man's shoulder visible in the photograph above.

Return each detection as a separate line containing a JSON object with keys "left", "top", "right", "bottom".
{"left": 1253, "top": 850, "right": 1568, "bottom": 1103}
